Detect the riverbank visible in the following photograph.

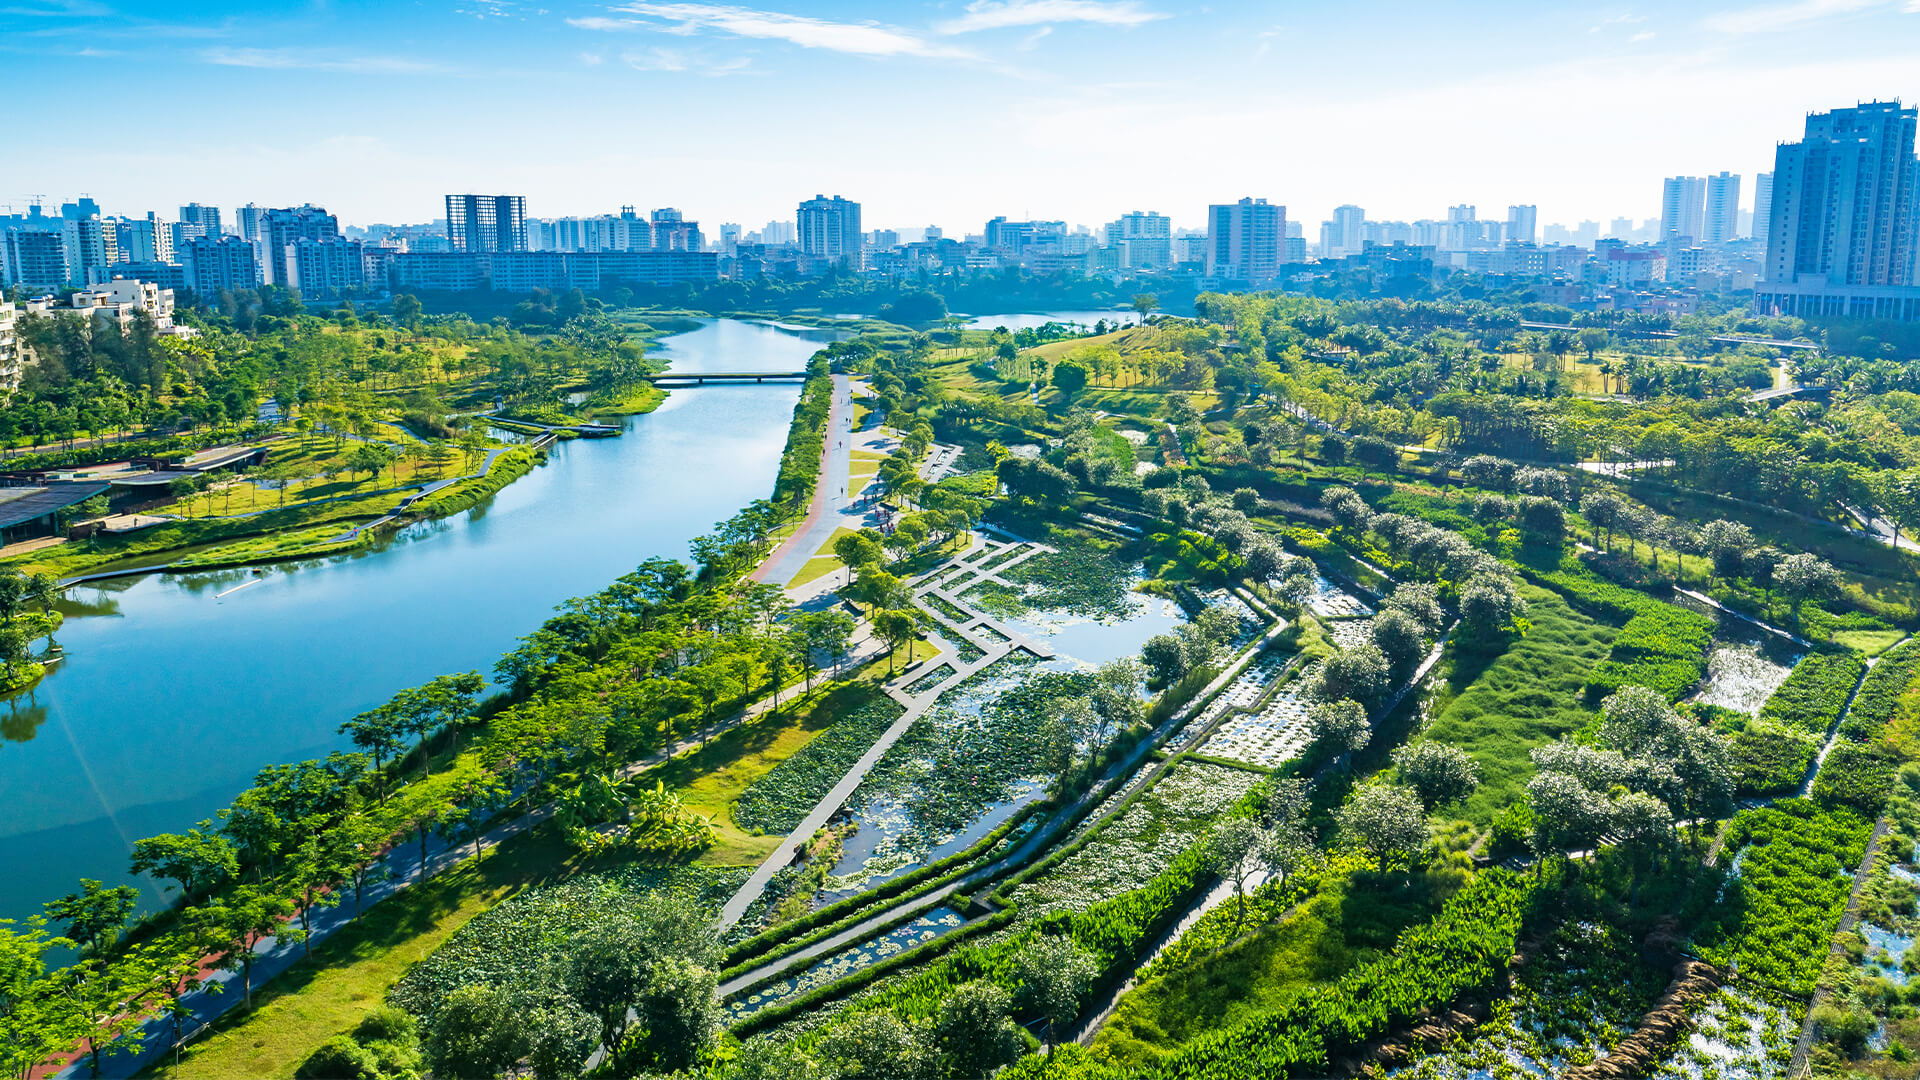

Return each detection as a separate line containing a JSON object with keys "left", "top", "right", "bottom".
{"left": 7, "top": 447, "right": 545, "bottom": 582}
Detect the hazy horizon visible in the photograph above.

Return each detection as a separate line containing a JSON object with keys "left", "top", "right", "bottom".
{"left": 5, "top": 0, "right": 1919, "bottom": 234}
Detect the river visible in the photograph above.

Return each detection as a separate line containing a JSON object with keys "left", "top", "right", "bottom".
{"left": 0, "top": 317, "right": 833, "bottom": 924}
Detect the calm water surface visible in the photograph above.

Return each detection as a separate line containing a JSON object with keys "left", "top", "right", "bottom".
{"left": 960, "top": 310, "right": 1140, "bottom": 332}
{"left": 0, "top": 318, "right": 832, "bottom": 922}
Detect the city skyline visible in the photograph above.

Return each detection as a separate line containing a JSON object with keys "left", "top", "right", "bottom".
{"left": 5, "top": 1, "right": 1920, "bottom": 232}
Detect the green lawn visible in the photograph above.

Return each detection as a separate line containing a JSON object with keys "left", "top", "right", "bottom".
{"left": 1092, "top": 869, "right": 1458, "bottom": 1067}
{"left": 1419, "top": 585, "right": 1618, "bottom": 825}
{"left": 161, "top": 825, "right": 584, "bottom": 1080}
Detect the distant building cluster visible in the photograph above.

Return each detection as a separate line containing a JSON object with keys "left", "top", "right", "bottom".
{"left": 5, "top": 98, "right": 1918, "bottom": 325}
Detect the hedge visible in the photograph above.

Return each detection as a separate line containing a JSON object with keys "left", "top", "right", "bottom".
{"left": 1839, "top": 637, "right": 1920, "bottom": 742}
{"left": 1729, "top": 727, "right": 1819, "bottom": 797}
{"left": 1757, "top": 653, "right": 1867, "bottom": 738}
{"left": 1811, "top": 743, "right": 1898, "bottom": 813}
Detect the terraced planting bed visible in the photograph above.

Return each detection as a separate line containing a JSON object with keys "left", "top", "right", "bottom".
{"left": 1006, "top": 761, "right": 1263, "bottom": 921}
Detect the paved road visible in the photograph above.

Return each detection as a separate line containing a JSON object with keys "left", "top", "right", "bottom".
{"left": 753, "top": 375, "right": 856, "bottom": 587}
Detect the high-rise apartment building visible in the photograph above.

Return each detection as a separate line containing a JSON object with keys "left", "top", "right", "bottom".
{"left": 650, "top": 209, "right": 702, "bottom": 253}
{"left": 178, "top": 203, "right": 222, "bottom": 238}
{"left": 115, "top": 213, "right": 173, "bottom": 265}
{"left": 61, "top": 217, "right": 115, "bottom": 285}
{"left": 1704, "top": 172, "right": 1741, "bottom": 245}
{"left": 1104, "top": 211, "right": 1172, "bottom": 269}
{"left": 1506, "top": 205, "right": 1538, "bottom": 245}
{"left": 1323, "top": 205, "right": 1366, "bottom": 258}
{"left": 183, "top": 236, "right": 262, "bottom": 297}
{"left": 445, "top": 194, "right": 528, "bottom": 253}
{"left": 797, "top": 195, "right": 863, "bottom": 265}
{"left": 235, "top": 204, "right": 266, "bottom": 243}
{"left": 1751, "top": 173, "right": 1774, "bottom": 244}
{"left": 2, "top": 230, "right": 68, "bottom": 293}
{"left": 1206, "top": 197, "right": 1284, "bottom": 281}
{"left": 1661, "top": 176, "right": 1707, "bottom": 243}
{"left": 262, "top": 205, "right": 341, "bottom": 287}
{"left": 1764, "top": 101, "right": 1916, "bottom": 287}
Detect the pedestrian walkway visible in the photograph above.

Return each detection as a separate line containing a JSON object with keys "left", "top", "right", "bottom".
{"left": 52, "top": 642, "right": 892, "bottom": 1079}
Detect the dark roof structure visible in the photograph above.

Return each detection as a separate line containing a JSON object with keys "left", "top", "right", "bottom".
{"left": 0, "top": 482, "right": 110, "bottom": 530}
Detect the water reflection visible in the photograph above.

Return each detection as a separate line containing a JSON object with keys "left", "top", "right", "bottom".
{"left": 0, "top": 317, "right": 828, "bottom": 923}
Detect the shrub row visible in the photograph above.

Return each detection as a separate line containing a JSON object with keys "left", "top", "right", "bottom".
{"left": 1728, "top": 727, "right": 1819, "bottom": 797}
{"left": 1758, "top": 653, "right": 1867, "bottom": 738}
{"left": 1838, "top": 637, "right": 1920, "bottom": 742}
{"left": 771, "top": 367, "right": 835, "bottom": 509}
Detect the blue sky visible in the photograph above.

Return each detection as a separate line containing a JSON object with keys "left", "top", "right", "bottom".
{"left": 3, "top": 0, "right": 1918, "bottom": 234}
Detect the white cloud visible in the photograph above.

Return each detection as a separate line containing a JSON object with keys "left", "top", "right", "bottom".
{"left": 580, "top": 3, "right": 971, "bottom": 57}
{"left": 1701, "top": 0, "right": 1887, "bottom": 33}
{"left": 621, "top": 45, "right": 752, "bottom": 74}
{"left": 1588, "top": 12, "right": 1645, "bottom": 31}
{"left": 200, "top": 46, "right": 445, "bottom": 73}
{"left": 579, "top": 51, "right": 604, "bottom": 64}
{"left": 935, "top": 0, "right": 1164, "bottom": 34}
{"left": 1017, "top": 25, "right": 1051, "bottom": 49}
{"left": 1631, "top": 29, "right": 1656, "bottom": 39}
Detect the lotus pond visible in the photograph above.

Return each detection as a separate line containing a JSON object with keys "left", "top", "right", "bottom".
{"left": 1388, "top": 920, "right": 1668, "bottom": 1080}
{"left": 1691, "top": 627, "right": 1805, "bottom": 716}
{"left": 725, "top": 906, "right": 968, "bottom": 1020}
{"left": 1649, "top": 988, "right": 1800, "bottom": 1080}
{"left": 1007, "top": 760, "right": 1263, "bottom": 921}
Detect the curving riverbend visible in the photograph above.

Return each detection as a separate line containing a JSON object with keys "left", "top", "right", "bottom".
{"left": 0, "top": 318, "right": 834, "bottom": 924}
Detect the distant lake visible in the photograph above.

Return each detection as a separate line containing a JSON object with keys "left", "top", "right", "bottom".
{"left": 959, "top": 310, "right": 1141, "bottom": 332}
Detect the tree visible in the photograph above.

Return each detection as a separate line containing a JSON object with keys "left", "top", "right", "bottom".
{"left": 816, "top": 1009, "right": 932, "bottom": 1080}
{"left": 1368, "top": 608, "right": 1428, "bottom": 678}
{"left": 875, "top": 608, "right": 919, "bottom": 675}
{"left": 932, "top": 980, "right": 1024, "bottom": 1080}
{"left": 1140, "top": 632, "right": 1189, "bottom": 689}
{"left": 1525, "top": 769, "right": 1607, "bottom": 864}
{"left": 1515, "top": 495, "right": 1566, "bottom": 544}
{"left": 560, "top": 896, "right": 719, "bottom": 1076}
{"left": 1698, "top": 519, "right": 1755, "bottom": 583}
{"left": 1392, "top": 742, "right": 1481, "bottom": 809}
{"left": 1088, "top": 657, "right": 1146, "bottom": 742}
{"left": 392, "top": 670, "right": 485, "bottom": 779}
{"left": 1313, "top": 642, "right": 1390, "bottom": 712}
{"left": 1012, "top": 935, "right": 1099, "bottom": 1053}
{"left": 1051, "top": 359, "right": 1089, "bottom": 400}
{"left": 1578, "top": 327, "right": 1610, "bottom": 364}
{"left": 202, "top": 885, "right": 296, "bottom": 1008}
{"left": 1382, "top": 582, "right": 1446, "bottom": 635}
{"left": 801, "top": 608, "right": 856, "bottom": 680}
{"left": 1131, "top": 293, "right": 1159, "bottom": 319}
{"left": 1335, "top": 784, "right": 1428, "bottom": 870}
{"left": 1207, "top": 817, "right": 1304, "bottom": 938}
{"left": 1308, "top": 699, "right": 1371, "bottom": 766}
{"left": 340, "top": 705, "right": 405, "bottom": 804}
{"left": 1581, "top": 491, "right": 1628, "bottom": 552}
{"left": 1775, "top": 552, "right": 1841, "bottom": 626}
{"left": 42, "top": 879, "right": 138, "bottom": 954}
{"left": 129, "top": 827, "right": 238, "bottom": 899}
{"left": 632, "top": 956, "right": 722, "bottom": 1072}
{"left": 425, "top": 983, "right": 526, "bottom": 1080}
{"left": 1459, "top": 573, "right": 1527, "bottom": 642}
{"left": 834, "top": 531, "right": 883, "bottom": 586}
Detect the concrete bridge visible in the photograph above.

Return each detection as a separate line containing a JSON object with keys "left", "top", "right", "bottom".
{"left": 643, "top": 370, "right": 809, "bottom": 385}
